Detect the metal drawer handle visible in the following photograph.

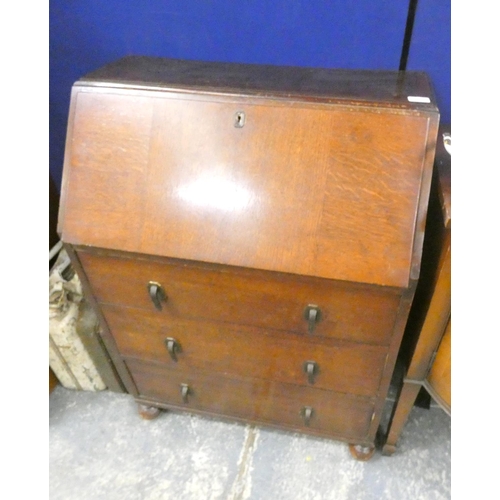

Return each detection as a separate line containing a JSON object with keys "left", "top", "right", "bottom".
{"left": 180, "top": 383, "right": 190, "bottom": 403}
{"left": 147, "top": 281, "right": 167, "bottom": 311}
{"left": 304, "top": 305, "right": 321, "bottom": 334}
{"left": 165, "top": 337, "right": 181, "bottom": 362}
{"left": 300, "top": 406, "right": 314, "bottom": 426}
{"left": 303, "top": 361, "right": 319, "bottom": 384}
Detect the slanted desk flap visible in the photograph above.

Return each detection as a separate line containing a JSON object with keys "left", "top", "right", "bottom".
{"left": 59, "top": 63, "right": 438, "bottom": 288}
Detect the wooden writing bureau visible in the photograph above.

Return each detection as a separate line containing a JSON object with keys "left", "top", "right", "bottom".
{"left": 57, "top": 56, "right": 439, "bottom": 460}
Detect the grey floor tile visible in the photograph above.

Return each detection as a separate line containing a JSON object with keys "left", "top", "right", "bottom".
{"left": 50, "top": 387, "right": 247, "bottom": 500}
{"left": 50, "top": 387, "right": 450, "bottom": 500}
{"left": 247, "top": 405, "right": 450, "bottom": 500}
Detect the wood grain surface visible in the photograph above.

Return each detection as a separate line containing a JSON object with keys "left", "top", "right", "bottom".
{"left": 57, "top": 58, "right": 440, "bottom": 451}
{"left": 60, "top": 87, "right": 435, "bottom": 287}
{"left": 101, "top": 303, "right": 387, "bottom": 397}
{"left": 79, "top": 56, "right": 437, "bottom": 109}
{"left": 426, "top": 318, "right": 451, "bottom": 411}
{"left": 126, "top": 357, "right": 374, "bottom": 441}
{"left": 78, "top": 249, "right": 401, "bottom": 346}
{"left": 382, "top": 123, "right": 450, "bottom": 453}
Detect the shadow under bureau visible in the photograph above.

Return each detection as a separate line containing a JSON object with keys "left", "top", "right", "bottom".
{"left": 57, "top": 56, "right": 439, "bottom": 460}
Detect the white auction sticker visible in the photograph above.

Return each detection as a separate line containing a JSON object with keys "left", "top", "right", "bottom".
{"left": 407, "top": 96, "right": 431, "bottom": 103}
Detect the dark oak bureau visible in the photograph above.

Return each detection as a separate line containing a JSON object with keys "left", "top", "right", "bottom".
{"left": 57, "top": 56, "right": 439, "bottom": 459}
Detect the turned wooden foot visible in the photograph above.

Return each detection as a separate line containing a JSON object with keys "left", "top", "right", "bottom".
{"left": 382, "top": 381, "right": 421, "bottom": 456}
{"left": 382, "top": 443, "right": 397, "bottom": 456}
{"left": 348, "top": 443, "right": 376, "bottom": 461}
{"left": 137, "top": 403, "right": 162, "bottom": 420}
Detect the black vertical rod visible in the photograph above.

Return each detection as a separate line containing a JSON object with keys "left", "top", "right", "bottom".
{"left": 399, "top": 0, "right": 419, "bottom": 71}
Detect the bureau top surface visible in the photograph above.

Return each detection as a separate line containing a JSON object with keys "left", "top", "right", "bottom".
{"left": 79, "top": 56, "right": 437, "bottom": 110}
{"left": 59, "top": 57, "right": 439, "bottom": 288}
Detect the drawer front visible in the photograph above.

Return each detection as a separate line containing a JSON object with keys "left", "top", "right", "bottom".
{"left": 79, "top": 250, "right": 401, "bottom": 345}
{"left": 126, "top": 358, "right": 374, "bottom": 441}
{"left": 102, "top": 304, "right": 387, "bottom": 397}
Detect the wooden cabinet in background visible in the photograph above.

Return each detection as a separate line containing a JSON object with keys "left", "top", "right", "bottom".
{"left": 49, "top": 367, "right": 58, "bottom": 394}
{"left": 383, "top": 124, "right": 451, "bottom": 455}
{"left": 57, "top": 57, "right": 439, "bottom": 459}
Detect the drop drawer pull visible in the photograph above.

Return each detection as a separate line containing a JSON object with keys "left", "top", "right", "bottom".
{"left": 165, "top": 337, "right": 181, "bottom": 362}
{"left": 147, "top": 281, "right": 167, "bottom": 311}
{"left": 304, "top": 305, "right": 321, "bottom": 334}
{"left": 180, "top": 383, "right": 191, "bottom": 403}
{"left": 300, "top": 406, "right": 314, "bottom": 426}
{"left": 303, "top": 361, "right": 319, "bottom": 384}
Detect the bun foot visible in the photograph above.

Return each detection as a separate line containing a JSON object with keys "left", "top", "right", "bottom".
{"left": 137, "top": 403, "right": 162, "bottom": 420}
{"left": 349, "top": 443, "right": 375, "bottom": 461}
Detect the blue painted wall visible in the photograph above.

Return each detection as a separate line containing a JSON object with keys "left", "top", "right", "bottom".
{"left": 407, "top": 0, "right": 451, "bottom": 125}
{"left": 50, "top": 1, "right": 450, "bottom": 190}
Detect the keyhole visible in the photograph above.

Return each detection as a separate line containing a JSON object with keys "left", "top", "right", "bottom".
{"left": 234, "top": 111, "right": 245, "bottom": 128}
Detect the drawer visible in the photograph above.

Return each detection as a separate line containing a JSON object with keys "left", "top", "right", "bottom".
{"left": 126, "top": 358, "right": 374, "bottom": 441}
{"left": 79, "top": 250, "right": 401, "bottom": 345}
{"left": 102, "top": 304, "right": 387, "bottom": 397}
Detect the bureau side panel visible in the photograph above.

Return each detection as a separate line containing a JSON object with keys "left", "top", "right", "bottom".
{"left": 63, "top": 245, "right": 138, "bottom": 396}
{"left": 366, "top": 280, "right": 418, "bottom": 441}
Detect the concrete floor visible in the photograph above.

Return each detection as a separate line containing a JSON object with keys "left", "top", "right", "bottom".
{"left": 49, "top": 386, "right": 450, "bottom": 499}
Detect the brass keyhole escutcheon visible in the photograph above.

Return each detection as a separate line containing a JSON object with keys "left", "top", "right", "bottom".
{"left": 234, "top": 111, "right": 246, "bottom": 128}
